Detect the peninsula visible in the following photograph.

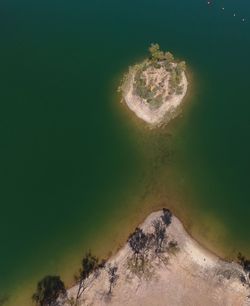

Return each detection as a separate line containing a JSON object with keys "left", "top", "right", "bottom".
{"left": 119, "top": 44, "right": 188, "bottom": 126}
{"left": 59, "top": 210, "right": 250, "bottom": 306}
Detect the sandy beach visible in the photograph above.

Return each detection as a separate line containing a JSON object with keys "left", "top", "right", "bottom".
{"left": 64, "top": 211, "right": 250, "bottom": 306}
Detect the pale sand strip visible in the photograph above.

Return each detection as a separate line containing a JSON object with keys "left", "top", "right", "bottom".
{"left": 65, "top": 211, "right": 250, "bottom": 306}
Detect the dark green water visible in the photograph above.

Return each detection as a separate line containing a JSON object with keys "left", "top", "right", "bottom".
{"left": 1, "top": 0, "right": 250, "bottom": 304}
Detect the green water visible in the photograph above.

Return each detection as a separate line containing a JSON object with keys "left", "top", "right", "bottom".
{"left": 1, "top": 0, "right": 250, "bottom": 304}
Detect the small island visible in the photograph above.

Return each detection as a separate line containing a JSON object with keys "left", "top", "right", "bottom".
{"left": 119, "top": 44, "right": 188, "bottom": 126}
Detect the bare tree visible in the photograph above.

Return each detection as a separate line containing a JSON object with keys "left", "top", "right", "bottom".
{"left": 161, "top": 208, "right": 172, "bottom": 227}
{"left": 237, "top": 253, "right": 250, "bottom": 273}
{"left": 128, "top": 228, "right": 148, "bottom": 261}
{"left": 75, "top": 252, "right": 99, "bottom": 304}
{"left": 107, "top": 264, "right": 119, "bottom": 295}
{"left": 152, "top": 219, "right": 166, "bottom": 253}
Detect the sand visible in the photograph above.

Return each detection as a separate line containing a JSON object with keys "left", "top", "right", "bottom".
{"left": 63, "top": 211, "right": 250, "bottom": 306}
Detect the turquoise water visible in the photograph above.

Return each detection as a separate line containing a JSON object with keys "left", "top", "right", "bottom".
{"left": 1, "top": 0, "right": 250, "bottom": 304}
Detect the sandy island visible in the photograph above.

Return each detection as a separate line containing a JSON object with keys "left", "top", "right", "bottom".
{"left": 119, "top": 44, "right": 188, "bottom": 127}
{"left": 63, "top": 211, "right": 250, "bottom": 306}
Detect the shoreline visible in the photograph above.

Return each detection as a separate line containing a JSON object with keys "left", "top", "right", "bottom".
{"left": 64, "top": 210, "right": 250, "bottom": 306}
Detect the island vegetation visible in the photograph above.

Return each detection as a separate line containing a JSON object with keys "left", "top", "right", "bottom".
{"left": 119, "top": 43, "right": 188, "bottom": 126}
{"left": 134, "top": 43, "right": 186, "bottom": 106}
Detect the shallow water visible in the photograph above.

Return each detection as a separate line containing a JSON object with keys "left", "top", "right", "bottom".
{"left": 1, "top": 0, "right": 250, "bottom": 304}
